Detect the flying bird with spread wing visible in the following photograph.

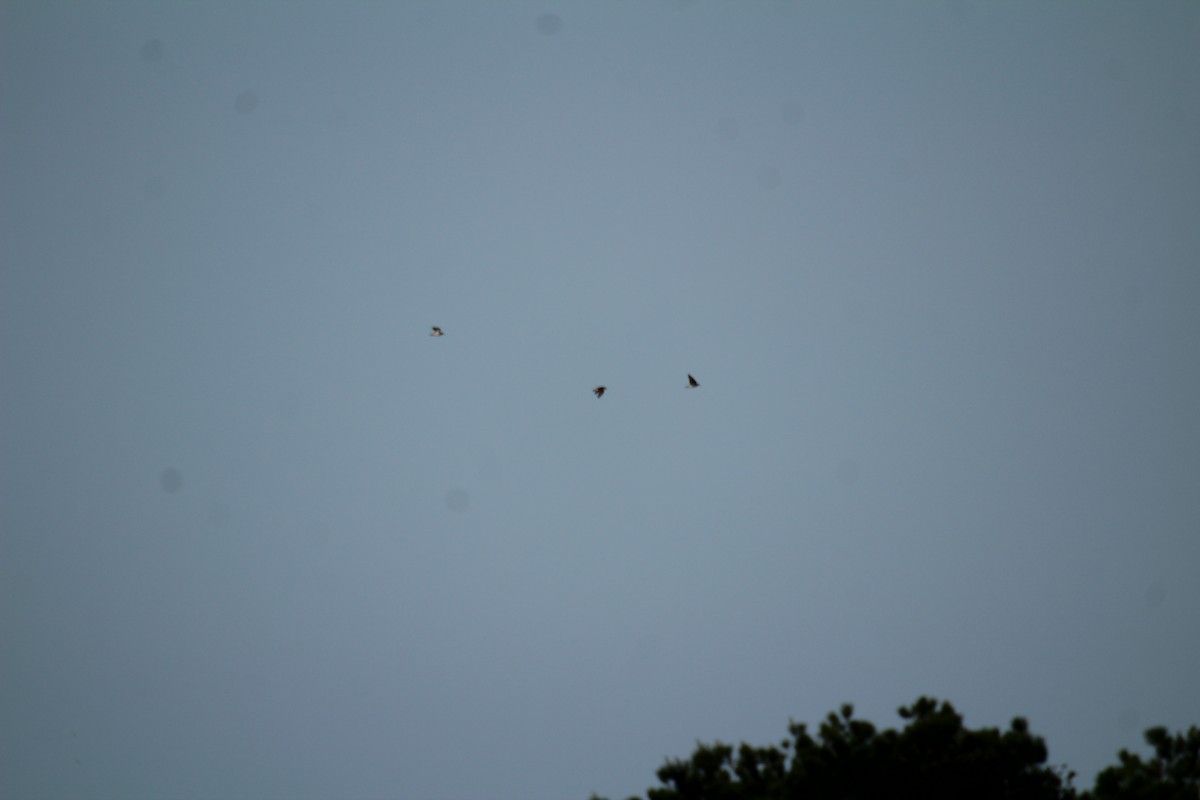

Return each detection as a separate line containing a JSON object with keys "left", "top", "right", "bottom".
{"left": 430, "top": 326, "right": 444, "bottom": 337}
{"left": 687, "top": 374, "right": 700, "bottom": 388}
{"left": 593, "top": 386, "right": 606, "bottom": 398}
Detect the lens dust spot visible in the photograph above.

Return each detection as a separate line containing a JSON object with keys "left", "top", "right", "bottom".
{"left": 947, "top": 0, "right": 973, "bottom": 25}
{"left": 206, "top": 502, "right": 231, "bottom": 526}
{"left": 781, "top": 101, "right": 805, "bottom": 125}
{"left": 536, "top": 13, "right": 563, "bottom": 35}
{"left": 1103, "top": 57, "right": 1127, "bottom": 82}
{"left": 445, "top": 487, "right": 470, "bottom": 513}
{"left": 141, "top": 39, "right": 164, "bottom": 63}
{"left": 276, "top": 394, "right": 300, "bottom": 419}
{"left": 234, "top": 90, "right": 259, "bottom": 114}
{"left": 1145, "top": 582, "right": 1166, "bottom": 609}
{"left": 1117, "top": 707, "right": 1140, "bottom": 732}
{"left": 756, "top": 164, "right": 782, "bottom": 189}
{"left": 160, "top": 467, "right": 183, "bottom": 493}
{"left": 143, "top": 175, "right": 166, "bottom": 200}
{"left": 716, "top": 116, "right": 740, "bottom": 142}
{"left": 892, "top": 156, "right": 915, "bottom": 180}
{"left": 836, "top": 459, "right": 860, "bottom": 485}
{"left": 1122, "top": 283, "right": 1143, "bottom": 311}
{"left": 299, "top": 203, "right": 326, "bottom": 230}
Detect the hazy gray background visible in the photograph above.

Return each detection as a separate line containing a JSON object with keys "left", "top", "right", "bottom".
{"left": 2, "top": 2, "right": 1198, "bottom": 798}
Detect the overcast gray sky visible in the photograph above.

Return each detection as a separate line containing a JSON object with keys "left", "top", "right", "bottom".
{"left": 2, "top": 2, "right": 1199, "bottom": 798}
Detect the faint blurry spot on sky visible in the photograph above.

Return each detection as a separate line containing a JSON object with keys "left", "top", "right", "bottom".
{"left": 445, "top": 487, "right": 470, "bottom": 513}
{"left": 1145, "top": 582, "right": 1166, "bottom": 609}
{"left": 716, "top": 116, "right": 740, "bottom": 142}
{"left": 305, "top": 519, "right": 332, "bottom": 548}
{"left": 757, "top": 164, "right": 782, "bottom": 189}
{"left": 159, "top": 468, "right": 183, "bottom": 493}
{"left": 206, "top": 502, "right": 231, "bottom": 526}
{"left": 891, "top": 156, "right": 915, "bottom": 180}
{"left": 1102, "top": 57, "right": 1127, "bottom": 82}
{"left": 781, "top": 100, "right": 805, "bottom": 125}
{"left": 140, "top": 39, "right": 163, "bottom": 63}
{"left": 299, "top": 203, "right": 326, "bottom": 230}
{"left": 535, "top": 13, "right": 562, "bottom": 36}
{"left": 1122, "top": 283, "right": 1143, "bottom": 311}
{"left": 142, "top": 175, "right": 166, "bottom": 200}
{"left": 836, "top": 459, "right": 861, "bottom": 486}
{"left": 234, "top": 90, "right": 259, "bottom": 114}
{"left": 276, "top": 394, "right": 300, "bottom": 420}
{"left": 947, "top": 0, "right": 973, "bottom": 25}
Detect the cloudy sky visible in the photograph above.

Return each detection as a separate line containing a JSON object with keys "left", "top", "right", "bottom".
{"left": 2, "top": 2, "right": 1198, "bottom": 798}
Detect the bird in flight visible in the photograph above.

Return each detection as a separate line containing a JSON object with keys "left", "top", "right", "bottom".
{"left": 687, "top": 374, "right": 700, "bottom": 388}
{"left": 430, "top": 326, "right": 444, "bottom": 337}
{"left": 593, "top": 386, "right": 606, "bottom": 398}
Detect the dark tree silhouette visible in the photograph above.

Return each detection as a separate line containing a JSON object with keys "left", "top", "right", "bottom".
{"left": 1083, "top": 725, "right": 1200, "bottom": 800}
{"left": 591, "top": 700, "right": 1200, "bottom": 800}
{"left": 593, "top": 697, "right": 1078, "bottom": 800}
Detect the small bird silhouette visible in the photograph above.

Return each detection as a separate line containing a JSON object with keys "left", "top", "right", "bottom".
{"left": 593, "top": 386, "right": 606, "bottom": 398}
{"left": 430, "top": 326, "right": 444, "bottom": 337}
{"left": 687, "top": 374, "right": 700, "bottom": 388}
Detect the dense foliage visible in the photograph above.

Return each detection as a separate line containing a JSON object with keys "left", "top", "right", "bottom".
{"left": 591, "top": 697, "right": 1199, "bottom": 800}
{"left": 1087, "top": 725, "right": 1200, "bottom": 800}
